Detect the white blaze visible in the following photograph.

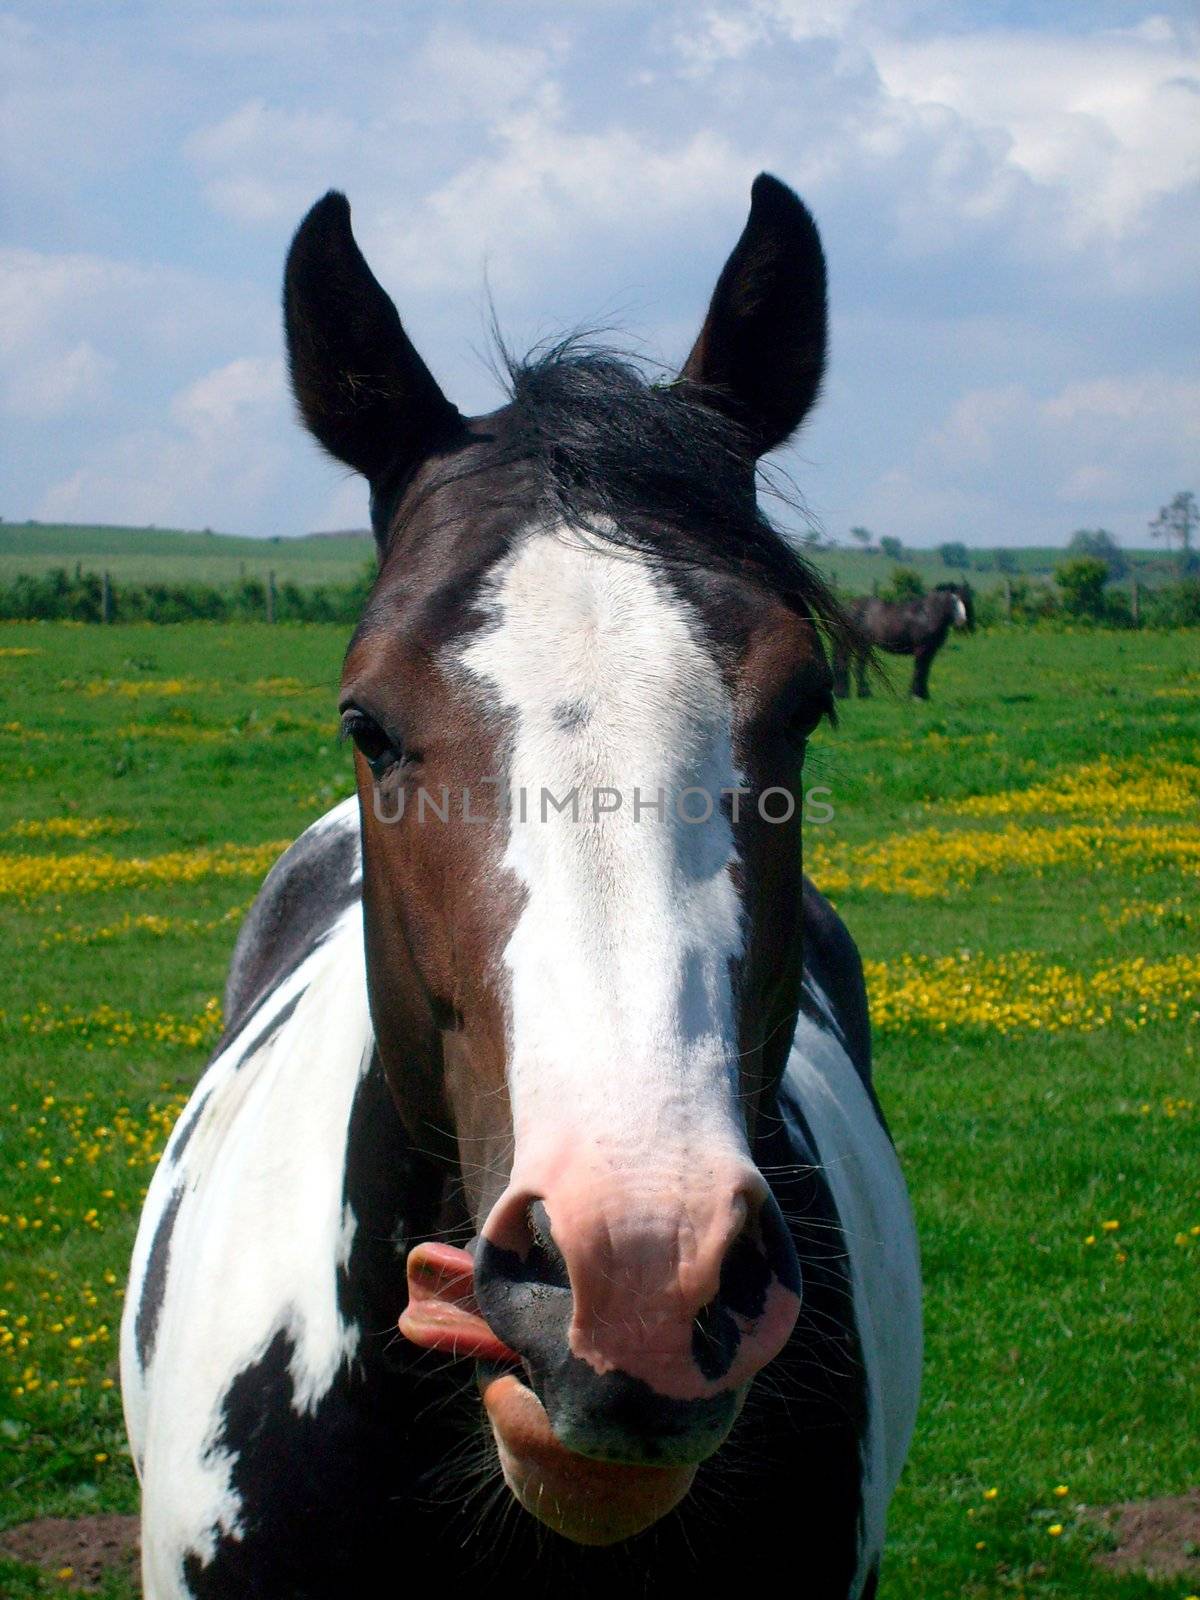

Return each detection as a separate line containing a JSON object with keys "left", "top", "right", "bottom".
{"left": 458, "top": 527, "right": 748, "bottom": 1196}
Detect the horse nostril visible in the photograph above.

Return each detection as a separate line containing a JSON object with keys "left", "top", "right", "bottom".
{"left": 692, "top": 1194, "right": 801, "bottom": 1381}
{"left": 472, "top": 1196, "right": 575, "bottom": 1388}
{"left": 523, "top": 1199, "right": 569, "bottom": 1289}
{"left": 691, "top": 1296, "right": 740, "bottom": 1381}
{"left": 718, "top": 1224, "right": 774, "bottom": 1321}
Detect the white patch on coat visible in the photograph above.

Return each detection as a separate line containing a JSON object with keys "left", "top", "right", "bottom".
{"left": 782, "top": 1000, "right": 922, "bottom": 1597}
{"left": 952, "top": 596, "right": 968, "bottom": 626}
{"left": 457, "top": 526, "right": 750, "bottom": 1205}
{"left": 120, "top": 894, "right": 373, "bottom": 1599}
{"left": 120, "top": 941, "right": 337, "bottom": 1460}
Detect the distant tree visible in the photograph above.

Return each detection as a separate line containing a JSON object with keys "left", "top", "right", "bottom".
{"left": 1067, "top": 528, "right": 1127, "bottom": 580}
{"left": 1156, "top": 576, "right": 1200, "bottom": 626}
{"left": 1056, "top": 556, "right": 1108, "bottom": 619}
{"left": 881, "top": 566, "right": 925, "bottom": 603}
{"left": 939, "top": 541, "right": 969, "bottom": 568}
{"left": 1149, "top": 491, "right": 1198, "bottom": 571}
{"left": 849, "top": 526, "right": 873, "bottom": 550}
{"left": 994, "top": 548, "right": 1018, "bottom": 573}
{"left": 879, "top": 534, "right": 903, "bottom": 560}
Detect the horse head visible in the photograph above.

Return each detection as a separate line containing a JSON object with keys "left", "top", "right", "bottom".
{"left": 935, "top": 581, "right": 975, "bottom": 631}
{"left": 283, "top": 176, "right": 843, "bottom": 1546}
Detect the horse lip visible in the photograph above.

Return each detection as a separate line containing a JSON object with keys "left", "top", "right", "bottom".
{"left": 480, "top": 1369, "right": 698, "bottom": 1545}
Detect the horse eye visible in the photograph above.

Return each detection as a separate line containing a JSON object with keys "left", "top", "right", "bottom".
{"left": 340, "top": 710, "right": 403, "bottom": 779}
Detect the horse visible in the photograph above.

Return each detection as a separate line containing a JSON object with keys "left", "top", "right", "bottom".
{"left": 833, "top": 584, "right": 974, "bottom": 700}
{"left": 120, "top": 173, "right": 921, "bottom": 1600}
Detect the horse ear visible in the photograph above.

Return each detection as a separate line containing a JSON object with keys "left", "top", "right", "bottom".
{"left": 679, "top": 173, "right": 827, "bottom": 458}
{"left": 284, "top": 192, "right": 463, "bottom": 484}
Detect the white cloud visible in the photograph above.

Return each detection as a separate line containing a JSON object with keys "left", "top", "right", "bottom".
{"left": 923, "top": 385, "right": 1028, "bottom": 471}
{"left": 0, "top": 250, "right": 151, "bottom": 421}
{"left": 0, "top": 249, "right": 141, "bottom": 353}
{"left": 3, "top": 340, "right": 111, "bottom": 420}
{"left": 187, "top": 101, "right": 360, "bottom": 226}
{"left": 370, "top": 92, "right": 754, "bottom": 301}
{"left": 389, "top": 24, "right": 566, "bottom": 126}
{"left": 1042, "top": 373, "right": 1200, "bottom": 431}
{"left": 933, "top": 373, "right": 1200, "bottom": 494}
{"left": 871, "top": 371, "right": 1200, "bottom": 543}
{"left": 40, "top": 357, "right": 290, "bottom": 530}
{"left": 0, "top": 11, "right": 175, "bottom": 225}
{"left": 853, "top": 468, "right": 992, "bottom": 543}
{"left": 185, "top": 25, "right": 565, "bottom": 229}
{"left": 4, "top": 2, "right": 1197, "bottom": 546}
{"left": 872, "top": 23, "right": 1200, "bottom": 241}
{"left": 669, "top": 0, "right": 864, "bottom": 74}
{"left": 651, "top": 4, "right": 1200, "bottom": 286}
{"left": 0, "top": 246, "right": 263, "bottom": 368}
{"left": 171, "top": 355, "right": 285, "bottom": 435}
{"left": 1039, "top": 375, "right": 1200, "bottom": 505}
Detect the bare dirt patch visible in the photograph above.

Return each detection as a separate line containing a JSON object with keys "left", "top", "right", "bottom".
{"left": 0, "top": 1514, "right": 139, "bottom": 1591}
{"left": 1089, "top": 1489, "right": 1200, "bottom": 1582}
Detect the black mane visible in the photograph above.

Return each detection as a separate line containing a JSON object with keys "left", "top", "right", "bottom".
{"left": 372, "top": 339, "right": 855, "bottom": 658}
{"left": 502, "top": 340, "right": 851, "bottom": 646}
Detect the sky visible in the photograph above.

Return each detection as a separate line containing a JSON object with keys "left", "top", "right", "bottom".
{"left": 2, "top": 1, "right": 1197, "bottom": 549}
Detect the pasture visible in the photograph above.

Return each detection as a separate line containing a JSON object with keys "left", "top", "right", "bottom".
{"left": 0, "top": 618, "right": 1196, "bottom": 1596}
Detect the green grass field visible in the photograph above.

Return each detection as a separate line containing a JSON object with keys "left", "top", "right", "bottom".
{"left": 0, "top": 619, "right": 1196, "bottom": 1596}
{"left": 0, "top": 521, "right": 1178, "bottom": 597}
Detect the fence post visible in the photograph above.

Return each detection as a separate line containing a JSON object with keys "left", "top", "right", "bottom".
{"left": 1131, "top": 576, "right": 1140, "bottom": 628}
{"left": 101, "top": 570, "right": 111, "bottom": 624}
{"left": 1003, "top": 577, "right": 1012, "bottom": 622}
{"left": 266, "top": 570, "right": 276, "bottom": 625}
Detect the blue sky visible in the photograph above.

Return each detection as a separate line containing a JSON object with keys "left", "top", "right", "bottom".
{"left": 2, "top": 1, "right": 1197, "bottom": 547}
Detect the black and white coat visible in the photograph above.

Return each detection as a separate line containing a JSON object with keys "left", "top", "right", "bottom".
{"left": 121, "top": 797, "right": 920, "bottom": 1600}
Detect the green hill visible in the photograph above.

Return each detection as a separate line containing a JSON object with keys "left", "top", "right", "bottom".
{"left": 0, "top": 521, "right": 1174, "bottom": 595}
{"left": 0, "top": 522, "right": 373, "bottom": 588}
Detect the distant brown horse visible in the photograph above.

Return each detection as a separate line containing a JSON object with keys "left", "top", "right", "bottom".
{"left": 833, "top": 583, "right": 974, "bottom": 700}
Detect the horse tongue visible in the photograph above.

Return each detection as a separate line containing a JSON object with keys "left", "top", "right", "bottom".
{"left": 399, "top": 1241, "right": 519, "bottom": 1364}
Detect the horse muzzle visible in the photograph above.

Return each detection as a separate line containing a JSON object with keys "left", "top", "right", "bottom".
{"left": 399, "top": 1180, "right": 802, "bottom": 1545}
{"left": 398, "top": 1240, "right": 705, "bottom": 1544}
